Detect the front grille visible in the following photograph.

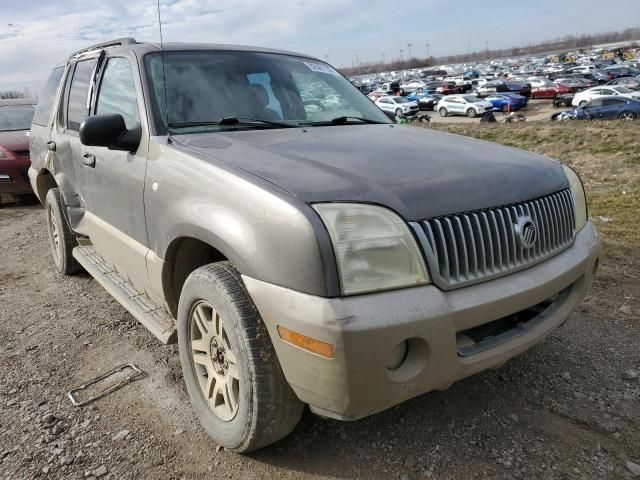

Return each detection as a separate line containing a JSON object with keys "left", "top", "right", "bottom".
{"left": 417, "top": 189, "right": 575, "bottom": 289}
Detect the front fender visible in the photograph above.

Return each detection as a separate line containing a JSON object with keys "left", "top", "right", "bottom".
{"left": 145, "top": 138, "right": 339, "bottom": 297}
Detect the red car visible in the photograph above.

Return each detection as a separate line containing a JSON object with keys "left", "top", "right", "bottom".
{"left": 530, "top": 82, "right": 578, "bottom": 99}
{"left": 0, "top": 98, "right": 36, "bottom": 203}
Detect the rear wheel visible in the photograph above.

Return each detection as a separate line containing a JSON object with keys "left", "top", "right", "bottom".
{"left": 395, "top": 108, "right": 403, "bottom": 117}
{"left": 578, "top": 100, "right": 587, "bottom": 107}
{"left": 439, "top": 108, "right": 448, "bottom": 117}
{"left": 467, "top": 108, "right": 477, "bottom": 118}
{"left": 177, "top": 262, "right": 303, "bottom": 452}
{"left": 45, "top": 188, "right": 80, "bottom": 275}
{"left": 618, "top": 110, "right": 636, "bottom": 121}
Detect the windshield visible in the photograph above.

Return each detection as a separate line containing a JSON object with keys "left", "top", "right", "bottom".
{"left": 393, "top": 97, "right": 409, "bottom": 103}
{"left": 0, "top": 105, "right": 35, "bottom": 131}
{"left": 145, "top": 51, "right": 389, "bottom": 133}
{"left": 463, "top": 96, "right": 482, "bottom": 103}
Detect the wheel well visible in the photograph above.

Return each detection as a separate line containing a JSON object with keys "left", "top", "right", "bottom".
{"left": 36, "top": 170, "right": 57, "bottom": 203}
{"left": 163, "top": 237, "right": 228, "bottom": 317}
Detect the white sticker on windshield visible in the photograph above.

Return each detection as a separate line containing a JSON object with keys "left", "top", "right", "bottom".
{"left": 303, "top": 61, "right": 340, "bottom": 76}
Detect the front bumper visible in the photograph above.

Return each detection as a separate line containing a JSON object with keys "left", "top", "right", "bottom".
{"left": 244, "top": 221, "right": 601, "bottom": 421}
{"left": 0, "top": 157, "right": 32, "bottom": 194}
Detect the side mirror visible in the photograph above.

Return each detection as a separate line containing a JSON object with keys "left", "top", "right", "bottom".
{"left": 79, "top": 114, "right": 141, "bottom": 152}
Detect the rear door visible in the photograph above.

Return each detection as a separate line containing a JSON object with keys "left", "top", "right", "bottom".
{"left": 49, "top": 57, "right": 98, "bottom": 227}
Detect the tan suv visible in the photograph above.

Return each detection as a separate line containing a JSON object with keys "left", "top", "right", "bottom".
{"left": 29, "top": 38, "right": 601, "bottom": 452}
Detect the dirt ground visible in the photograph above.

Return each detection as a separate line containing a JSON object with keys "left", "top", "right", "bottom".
{"left": 1, "top": 122, "right": 639, "bottom": 480}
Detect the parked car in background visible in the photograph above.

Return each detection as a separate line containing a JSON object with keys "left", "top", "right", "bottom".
{"left": 401, "top": 79, "right": 426, "bottom": 90}
{"left": 368, "top": 90, "right": 392, "bottom": 102}
{"left": 0, "top": 98, "right": 37, "bottom": 204}
{"left": 485, "top": 93, "right": 528, "bottom": 112}
{"left": 606, "top": 76, "right": 640, "bottom": 90}
{"left": 572, "top": 85, "right": 640, "bottom": 106}
{"left": 531, "top": 82, "right": 579, "bottom": 99}
{"left": 435, "top": 81, "right": 461, "bottom": 95}
{"left": 474, "top": 81, "right": 509, "bottom": 97}
{"left": 415, "top": 93, "right": 444, "bottom": 111}
{"left": 553, "top": 93, "right": 575, "bottom": 107}
{"left": 436, "top": 94, "right": 493, "bottom": 117}
{"left": 375, "top": 96, "right": 419, "bottom": 116}
{"left": 558, "top": 96, "right": 640, "bottom": 121}
{"left": 506, "top": 82, "right": 532, "bottom": 97}
{"left": 573, "top": 96, "right": 640, "bottom": 120}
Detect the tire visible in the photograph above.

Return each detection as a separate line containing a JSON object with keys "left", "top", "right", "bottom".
{"left": 618, "top": 111, "right": 636, "bottom": 121}
{"left": 395, "top": 108, "right": 403, "bottom": 117}
{"left": 45, "top": 188, "right": 81, "bottom": 275}
{"left": 467, "top": 108, "right": 477, "bottom": 118}
{"left": 439, "top": 108, "right": 448, "bottom": 117}
{"left": 578, "top": 101, "right": 587, "bottom": 107}
{"left": 501, "top": 105, "right": 508, "bottom": 112}
{"left": 177, "top": 262, "right": 303, "bottom": 453}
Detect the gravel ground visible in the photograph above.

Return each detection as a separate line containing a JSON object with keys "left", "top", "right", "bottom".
{"left": 0, "top": 192, "right": 639, "bottom": 480}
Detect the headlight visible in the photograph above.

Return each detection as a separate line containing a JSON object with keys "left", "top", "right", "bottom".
{"left": 562, "top": 165, "right": 587, "bottom": 231}
{"left": 313, "top": 203, "right": 429, "bottom": 295}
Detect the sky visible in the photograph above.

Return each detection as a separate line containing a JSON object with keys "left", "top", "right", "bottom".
{"left": 1, "top": 0, "right": 639, "bottom": 93}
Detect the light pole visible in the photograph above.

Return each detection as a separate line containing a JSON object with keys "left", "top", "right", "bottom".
{"left": 426, "top": 43, "right": 430, "bottom": 58}
{"left": 407, "top": 43, "right": 412, "bottom": 59}
{"left": 399, "top": 49, "right": 404, "bottom": 62}
{"left": 485, "top": 40, "right": 489, "bottom": 59}
{"left": 382, "top": 52, "right": 386, "bottom": 64}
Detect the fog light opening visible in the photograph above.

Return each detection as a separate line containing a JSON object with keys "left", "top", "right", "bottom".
{"left": 385, "top": 337, "right": 429, "bottom": 383}
{"left": 386, "top": 340, "right": 409, "bottom": 371}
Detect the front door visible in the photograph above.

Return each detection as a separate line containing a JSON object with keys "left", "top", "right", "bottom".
{"left": 79, "top": 56, "right": 151, "bottom": 293}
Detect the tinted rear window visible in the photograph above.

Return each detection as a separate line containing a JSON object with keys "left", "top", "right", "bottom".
{"left": 33, "top": 67, "right": 64, "bottom": 126}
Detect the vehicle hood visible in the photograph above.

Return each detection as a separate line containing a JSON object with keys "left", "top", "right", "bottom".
{"left": 0, "top": 130, "right": 29, "bottom": 152}
{"left": 174, "top": 125, "right": 568, "bottom": 220}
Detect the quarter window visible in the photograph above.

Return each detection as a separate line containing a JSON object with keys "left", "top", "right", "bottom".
{"left": 96, "top": 58, "right": 140, "bottom": 129}
{"left": 66, "top": 59, "right": 97, "bottom": 131}
{"left": 33, "top": 67, "right": 64, "bottom": 127}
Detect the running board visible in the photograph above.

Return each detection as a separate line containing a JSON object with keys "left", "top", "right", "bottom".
{"left": 72, "top": 246, "right": 177, "bottom": 344}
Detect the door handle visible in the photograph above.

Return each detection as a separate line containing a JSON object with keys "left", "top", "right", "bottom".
{"left": 82, "top": 153, "right": 96, "bottom": 168}
{"left": 46, "top": 141, "right": 56, "bottom": 152}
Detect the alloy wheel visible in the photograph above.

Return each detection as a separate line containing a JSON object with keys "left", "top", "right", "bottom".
{"left": 189, "top": 300, "right": 240, "bottom": 422}
{"left": 48, "top": 205, "right": 61, "bottom": 263}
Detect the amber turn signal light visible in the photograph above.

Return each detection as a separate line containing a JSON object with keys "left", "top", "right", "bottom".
{"left": 277, "top": 326, "right": 335, "bottom": 359}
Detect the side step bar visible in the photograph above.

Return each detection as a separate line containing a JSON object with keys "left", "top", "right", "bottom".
{"left": 73, "top": 246, "right": 177, "bottom": 344}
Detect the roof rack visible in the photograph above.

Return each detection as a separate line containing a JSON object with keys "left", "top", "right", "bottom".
{"left": 69, "top": 38, "right": 137, "bottom": 59}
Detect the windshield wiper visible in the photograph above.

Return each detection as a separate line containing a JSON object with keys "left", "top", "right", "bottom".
{"left": 218, "top": 116, "right": 297, "bottom": 128}
{"left": 310, "top": 116, "right": 388, "bottom": 126}
{"left": 167, "top": 117, "right": 296, "bottom": 132}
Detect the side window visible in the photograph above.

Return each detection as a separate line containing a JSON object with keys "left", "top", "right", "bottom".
{"left": 66, "top": 59, "right": 97, "bottom": 131}
{"left": 589, "top": 99, "right": 603, "bottom": 107}
{"left": 96, "top": 58, "right": 140, "bottom": 129}
{"left": 33, "top": 67, "right": 64, "bottom": 126}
